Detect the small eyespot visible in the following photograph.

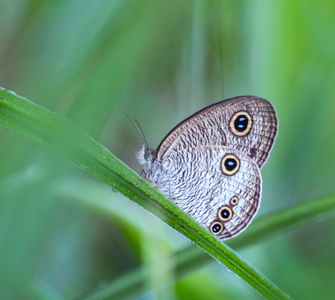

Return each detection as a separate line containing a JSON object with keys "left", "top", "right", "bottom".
{"left": 221, "top": 154, "right": 240, "bottom": 176}
{"left": 218, "top": 206, "right": 233, "bottom": 222}
{"left": 210, "top": 221, "right": 223, "bottom": 235}
{"left": 230, "top": 196, "right": 239, "bottom": 206}
{"left": 250, "top": 147, "right": 257, "bottom": 158}
{"left": 230, "top": 111, "right": 252, "bottom": 136}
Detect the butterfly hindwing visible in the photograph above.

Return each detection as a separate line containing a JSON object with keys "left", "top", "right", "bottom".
{"left": 152, "top": 146, "right": 261, "bottom": 240}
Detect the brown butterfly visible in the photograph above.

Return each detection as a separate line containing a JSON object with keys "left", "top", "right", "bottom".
{"left": 136, "top": 96, "right": 278, "bottom": 240}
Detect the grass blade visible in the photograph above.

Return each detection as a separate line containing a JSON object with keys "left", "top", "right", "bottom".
{"left": 80, "top": 193, "right": 335, "bottom": 299}
{"left": 0, "top": 87, "right": 292, "bottom": 299}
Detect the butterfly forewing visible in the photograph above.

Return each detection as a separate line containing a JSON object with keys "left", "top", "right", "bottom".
{"left": 156, "top": 96, "right": 277, "bottom": 169}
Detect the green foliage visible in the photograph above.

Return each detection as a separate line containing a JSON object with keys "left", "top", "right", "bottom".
{"left": 0, "top": 1, "right": 335, "bottom": 299}
{"left": 0, "top": 84, "right": 292, "bottom": 299}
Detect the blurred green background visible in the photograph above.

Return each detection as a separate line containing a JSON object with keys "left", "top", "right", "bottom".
{"left": 1, "top": 1, "right": 335, "bottom": 299}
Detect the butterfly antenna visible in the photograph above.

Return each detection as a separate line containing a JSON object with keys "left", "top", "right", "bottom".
{"left": 119, "top": 108, "right": 148, "bottom": 146}
{"left": 133, "top": 119, "right": 148, "bottom": 146}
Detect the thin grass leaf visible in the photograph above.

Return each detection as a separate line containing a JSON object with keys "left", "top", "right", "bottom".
{"left": 0, "top": 87, "right": 292, "bottom": 299}
{"left": 230, "top": 192, "right": 335, "bottom": 248}
{"left": 84, "top": 192, "right": 335, "bottom": 299}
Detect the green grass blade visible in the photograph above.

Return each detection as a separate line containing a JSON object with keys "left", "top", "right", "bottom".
{"left": 80, "top": 193, "right": 335, "bottom": 299}
{"left": 230, "top": 193, "right": 335, "bottom": 248}
{"left": 0, "top": 87, "right": 292, "bottom": 299}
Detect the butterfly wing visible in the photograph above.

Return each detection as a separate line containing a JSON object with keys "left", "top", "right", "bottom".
{"left": 154, "top": 146, "right": 261, "bottom": 240}
{"left": 156, "top": 96, "right": 278, "bottom": 169}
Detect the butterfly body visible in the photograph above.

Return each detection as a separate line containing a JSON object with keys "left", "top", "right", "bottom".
{"left": 136, "top": 96, "right": 278, "bottom": 240}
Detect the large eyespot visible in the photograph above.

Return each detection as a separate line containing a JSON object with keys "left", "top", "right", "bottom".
{"left": 230, "top": 196, "right": 239, "bottom": 206}
{"left": 218, "top": 206, "right": 233, "bottom": 222}
{"left": 221, "top": 154, "right": 240, "bottom": 175}
{"left": 230, "top": 111, "right": 252, "bottom": 136}
{"left": 210, "top": 221, "right": 223, "bottom": 235}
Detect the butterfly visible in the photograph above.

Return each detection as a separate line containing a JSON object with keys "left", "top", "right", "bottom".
{"left": 136, "top": 96, "right": 278, "bottom": 240}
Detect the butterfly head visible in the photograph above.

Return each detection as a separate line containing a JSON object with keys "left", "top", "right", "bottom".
{"left": 135, "top": 142, "right": 155, "bottom": 166}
